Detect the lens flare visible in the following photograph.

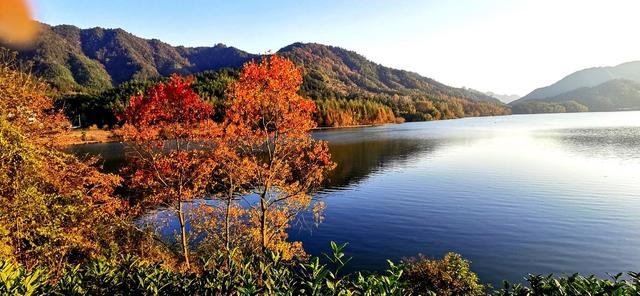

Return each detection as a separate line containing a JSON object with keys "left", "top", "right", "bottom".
{"left": 0, "top": 0, "right": 36, "bottom": 46}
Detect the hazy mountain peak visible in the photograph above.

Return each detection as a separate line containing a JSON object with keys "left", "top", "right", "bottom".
{"left": 512, "top": 65, "right": 640, "bottom": 113}
{"left": 521, "top": 60, "right": 640, "bottom": 101}
{"left": 483, "top": 91, "right": 520, "bottom": 104}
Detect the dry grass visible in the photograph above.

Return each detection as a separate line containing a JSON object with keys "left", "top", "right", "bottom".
{"left": 56, "top": 128, "right": 118, "bottom": 146}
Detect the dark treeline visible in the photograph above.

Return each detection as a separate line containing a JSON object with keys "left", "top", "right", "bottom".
{"left": 511, "top": 100, "right": 589, "bottom": 114}
{"left": 59, "top": 69, "right": 238, "bottom": 127}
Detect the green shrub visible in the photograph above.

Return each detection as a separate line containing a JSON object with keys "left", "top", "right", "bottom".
{"left": 0, "top": 242, "right": 408, "bottom": 295}
{"left": 4, "top": 244, "right": 638, "bottom": 295}
{"left": 402, "top": 252, "right": 484, "bottom": 296}
{"left": 494, "top": 272, "right": 640, "bottom": 296}
{"left": 0, "top": 261, "right": 49, "bottom": 296}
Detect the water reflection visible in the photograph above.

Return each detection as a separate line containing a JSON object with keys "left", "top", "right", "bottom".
{"left": 66, "top": 132, "right": 445, "bottom": 190}
{"left": 67, "top": 142, "right": 125, "bottom": 173}
{"left": 326, "top": 139, "right": 440, "bottom": 189}
{"left": 539, "top": 127, "right": 640, "bottom": 161}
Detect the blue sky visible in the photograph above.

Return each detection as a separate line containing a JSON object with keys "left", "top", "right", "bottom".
{"left": 31, "top": 0, "right": 640, "bottom": 96}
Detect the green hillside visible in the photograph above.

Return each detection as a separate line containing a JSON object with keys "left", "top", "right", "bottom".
{"left": 512, "top": 79, "right": 640, "bottom": 114}
{"left": 518, "top": 61, "right": 640, "bottom": 101}
{"left": 11, "top": 23, "right": 254, "bottom": 92}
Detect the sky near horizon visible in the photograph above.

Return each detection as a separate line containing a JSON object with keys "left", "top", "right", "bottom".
{"left": 30, "top": 0, "right": 640, "bottom": 96}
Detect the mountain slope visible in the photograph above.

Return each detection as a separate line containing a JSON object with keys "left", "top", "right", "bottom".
{"left": 16, "top": 24, "right": 113, "bottom": 92}
{"left": 278, "top": 42, "right": 501, "bottom": 103}
{"left": 511, "top": 79, "right": 640, "bottom": 114}
{"left": 519, "top": 61, "right": 640, "bottom": 101}
{"left": 10, "top": 22, "right": 256, "bottom": 92}
{"left": 8, "top": 24, "right": 501, "bottom": 105}
{"left": 546, "top": 79, "right": 640, "bottom": 111}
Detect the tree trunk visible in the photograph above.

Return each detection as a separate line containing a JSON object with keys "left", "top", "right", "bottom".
{"left": 225, "top": 196, "right": 231, "bottom": 253}
{"left": 178, "top": 200, "right": 190, "bottom": 269}
{"left": 224, "top": 191, "right": 233, "bottom": 268}
{"left": 260, "top": 193, "right": 267, "bottom": 255}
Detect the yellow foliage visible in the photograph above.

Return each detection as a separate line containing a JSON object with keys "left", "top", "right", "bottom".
{"left": 0, "top": 57, "right": 127, "bottom": 273}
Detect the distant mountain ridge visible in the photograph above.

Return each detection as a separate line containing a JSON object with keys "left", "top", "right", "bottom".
{"left": 518, "top": 61, "right": 640, "bottom": 101}
{"left": 511, "top": 61, "right": 640, "bottom": 113}
{"left": 7, "top": 22, "right": 502, "bottom": 107}
{"left": 544, "top": 79, "right": 640, "bottom": 111}
{"left": 483, "top": 91, "right": 520, "bottom": 104}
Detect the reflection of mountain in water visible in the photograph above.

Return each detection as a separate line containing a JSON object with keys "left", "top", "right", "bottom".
{"left": 325, "top": 139, "right": 439, "bottom": 189}
{"left": 540, "top": 127, "right": 640, "bottom": 161}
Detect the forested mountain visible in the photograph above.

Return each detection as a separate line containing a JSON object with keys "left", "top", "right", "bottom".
{"left": 511, "top": 61, "right": 640, "bottom": 114}
{"left": 277, "top": 43, "right": 500, "bottom": 103}
{"left": 276, "top": 43, "right": 509, "bottom": 126}
{"left": 12, "top": 23, "right": 255, "bottom": 92}
{"left": 4, "top": 22, "right": 510, "bottom": 127}
{"left": 533, "top": 79, "right": 640, "bottom": 112}
{"left": 518, "top": 61, "right": 640, "bottom": 101}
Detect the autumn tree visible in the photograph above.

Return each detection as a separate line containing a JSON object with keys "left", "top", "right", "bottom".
{"left": 202, "top": 144, "right": 255, "bottom": 255}
{"left": 0, "top": 49, "right": 68, "bottom": 143}
{"left": 0, "top": 49, "right": 123, "bottom": 273}
{"left": 224, "top": 55, "right": 335, "bottom": 259}
{"left": 118, "top": 74, "right": 218, "bottom": 269}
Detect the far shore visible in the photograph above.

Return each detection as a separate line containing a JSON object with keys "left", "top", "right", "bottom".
{"left": 58, "top": 129, "right": 118, "bottom": 146}
{"left": 312, "top": 124, "right": 381, "bottom": 130}
{"left": 60, "top": 123, "right": 391, "bottom": 146}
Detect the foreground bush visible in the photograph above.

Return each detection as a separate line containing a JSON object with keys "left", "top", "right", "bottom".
{"left": 0, "top": 242, "right": 406, "bottom": 295}
{"left": 402, "top": 252, "right": 484, "bottom": 296}
{"left": 0, "top": 50, "right": 128, "bottom": 274}
{"left": 495, "top": 272, "right": 640, "bottom": 296}
{"left": 3, "top": 244, "right": 640, "bottom": 295}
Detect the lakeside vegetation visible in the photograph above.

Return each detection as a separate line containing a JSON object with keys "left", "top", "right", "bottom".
{"left": 1, "top": 49, "right": 638, "bottom": 295}
{"left": 58, "top": 65, "right": 510, "bottom": 130}
{"left": 511, "top": 100, "right": 589, "bottom": 114}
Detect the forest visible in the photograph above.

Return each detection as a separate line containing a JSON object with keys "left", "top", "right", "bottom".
{"left": 59, "top": 67, "right": 510, "bottom": 130}
{"left": 510, "top": 100, "right": 589, "bottom": 114}
{"left": 2, "top": 50, "right": 637, "bottom": 295}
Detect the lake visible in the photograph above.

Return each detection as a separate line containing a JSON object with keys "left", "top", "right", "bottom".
{"left": 69, "top": 111, "right": 640, "bottom": 286}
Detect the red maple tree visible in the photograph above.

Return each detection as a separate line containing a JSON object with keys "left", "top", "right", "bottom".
{"left": 118, "top": 74, "right": 218, "bottom": 269}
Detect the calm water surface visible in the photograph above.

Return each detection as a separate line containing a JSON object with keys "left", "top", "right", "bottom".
{"left": 69, "top": 111, "right": 640, "bottom": 285}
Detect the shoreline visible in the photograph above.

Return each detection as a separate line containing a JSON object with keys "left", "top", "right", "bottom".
{"left": 312, "top": 124, "right": 382, "bottom": 130}
{"left": 58, "top": 129, "right": 118, "bottom": 146}
{"left": 60, "top": 123, "right": 392, "bottom": 146}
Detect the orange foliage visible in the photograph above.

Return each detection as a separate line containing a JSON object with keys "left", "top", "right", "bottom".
{"left": 224, "top": 55, "right": 335, "bottom": 258}
{"left": 118, "top": 74, "right": 219, "bottom": 269}
{"left": 0, "top": 54, "right": 124, "bottom": 272}
{"left": 0, "top": 49, "right": 68, "bottom": 144}
{"left": 118, "top": 57, "right": 335, "bottom": 265}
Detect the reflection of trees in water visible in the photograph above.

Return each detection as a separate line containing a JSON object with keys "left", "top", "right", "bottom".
{"left": 325, "top": 139, "right": 439, "bottom": 189}
{"left": 66, "top": 142, "right": 126, "bottom": 173}
{"left": 542, "top": 127, "right": 640, "bottom": 161}
{"left": 67, "top": 136, "right": 444, "bottom": 190}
